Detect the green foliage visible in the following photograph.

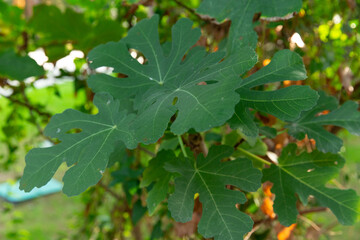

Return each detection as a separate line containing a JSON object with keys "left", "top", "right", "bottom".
{"left": 287, "top": 91, "right": 360, "bottom": 153}
{"left": 0, "top": 50, "right": 44, "bottom": 80}
{"left": 0, "top": 0, "right": 359, "bottom": 238}
{"left": 88, "top": 15, "right": 256, "bottom": 144}
{"left": 229, "top": 50, "right": 318, "bottom": 140}
{"left": 20, "top": 93, "right": 137, "bottom": 196}
{"left": 197, "top": 0, "right": 302, "bottom": 50}
{"left": 263, "top": 144, "right": 359, "bottom": 226}
{"left": 140, "top": 150, "right": 175, "bottom": 215}
{"left": 165, "top": 145, "right": 262, "bottom": 240}
{"left": 30, "top": 4, "right": 124, "bottom": 60}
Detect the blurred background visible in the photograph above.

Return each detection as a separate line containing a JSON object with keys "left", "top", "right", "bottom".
{"left": 0, "top": 0, "right": 359, "bottom": 239}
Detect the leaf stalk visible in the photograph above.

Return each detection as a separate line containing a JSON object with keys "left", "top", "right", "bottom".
{"left": 177, "top": 135, "right": 188, "bottom": 158}
{"left": 237, "top": 147, "right": 271, "bottom": 166}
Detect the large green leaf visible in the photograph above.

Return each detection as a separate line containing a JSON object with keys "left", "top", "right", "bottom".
{"left": 165, "top": 145, "right": 262, "bottom": 240}
{"left": 0, "top": 50, "right": 44, "bottom": 80}
{"left": 263, "top": 144, "right": 360, "bottom": 226}
{"left": 197, "top": 0, "right": 302, "bottom": 50}
{"left": 140, "top": 150, "right": 175, "bottom": 215}
{"left": 229, "top": 50, "right": 317, "bottom": 138}
{"left": 88, "top": 15, "right": 256, "bottom": 144}
{"left": 286, "top": 91, "right": 360, "bottom": 153}
{"left": 20, "top": 93, "right": 137, "bottom": 196}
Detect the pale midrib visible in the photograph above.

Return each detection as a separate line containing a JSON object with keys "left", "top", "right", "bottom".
{"left": 280, "top": 159, "right": 339, "bottom": 167}
{"left": 181, "top": 58, "right": 254, "bottom": 89}
{"left": 138, "top": 27, "right": 163, "bottom": 83}
{"left": 281, "top": 167, "right": 359, "bottom": 214}
{"left": 98, "top": 80, "right": 153, "bottom": 89}
{"left": 176, "top": 89, "right": 217, "bottom": 122}
{"left": 72, "top": 127, "right": 116, "bottom": 187}
{"left": 55, "top": 119, "right": 114, "bottom": 128}
{"left": 198, "top": 169, "right": 256, "bottom": 185}
{"left": 162, "top": 32, "right": 182, "bottom": 82}
{"left": 27, "top": 127, "right": 115, "bottom": 180}
{"left": 240, "top": 96, "right": 315, "bottom": 102}
{"left": 177, "top": 171, "right": 197, "bottom": 219}
{"left": 300, "top": 119, "right": 360, "bottom": 125}
{"left": 99, "top": 53, "right": 154, "bottom": 82}
{"left": 295, "top": 125, "right": 338, "bottom": 145}
{"left": 196, "top": 169, "right": 232, "bottom": 239}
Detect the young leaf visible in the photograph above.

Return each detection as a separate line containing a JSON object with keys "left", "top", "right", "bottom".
{"left": 286, "top": 91, "right": 360, "bottom": 153}
{"left": 140, "top": 150, "right": 175, "bottom": 215}
{"left": 88, "top": 15, "right": 257, "bottom": 144}
{"left": 197, "top": 0, "right": 302, "bottom": 51}
{"left": 263, "top": 144, "right": 360, "bottom": 226}
{"left": 0, "top": 50, "right": 44, "bottom": 80}
{"left": 20, "top": 93, "right": 137, "bottom": 196}
{"left": 165, "top": 145, "right": 262, "bottom": 240}
{"left": 229, "top": 50, "right": 318, "bottom": 138}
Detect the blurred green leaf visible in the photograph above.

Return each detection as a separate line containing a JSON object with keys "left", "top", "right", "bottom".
{"left": 0, "top": 50, "right": 44, "bottom": 80}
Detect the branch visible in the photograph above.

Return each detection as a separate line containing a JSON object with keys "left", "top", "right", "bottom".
{"left": 236, "top": 147, "right": 273, "bottom": 165}
{"left": 19, "top": 83, "right": 55, "bottom": 143}
{"left": 97, "top": 181, "right": 122, "bottom": 201}
{"left": 173, "top": 0, "right": 221, "bottom": 25}
{"left": 246, "top": 207, "right": 328, "bottom": 239}
{"left": 253, "top": 207, "right": 328, "bottom": 225}
{"left": 178, "top": 135, "right": 188, "bottom": 158}
{"left": 138, "top": 146, "right": 156, "bottom": 158}
{"left": 6, "top": 95, "right": 51, "bottom": 118}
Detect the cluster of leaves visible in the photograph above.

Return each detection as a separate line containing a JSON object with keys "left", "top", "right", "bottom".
{"left": 1, "top": 0, "right": 360, "bottom": 239}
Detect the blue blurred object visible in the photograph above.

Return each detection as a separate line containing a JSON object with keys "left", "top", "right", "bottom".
{"left": 0, "top": 178, "right": 62, "bottom": 203}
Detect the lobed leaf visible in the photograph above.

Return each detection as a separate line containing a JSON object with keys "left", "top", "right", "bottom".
{"left": 165, "top": 145, "right": 262, "bottom": 240}
{"left": 263, "top": 144, "right": 360, "bottom": 226}
{"left": 229, "top": 50, "right": 318, "bottom": 138}
{"left": 88, "top": 15, "right": 257, "bottom": 144}
{"left": 197, "top": 0, "right": 302, "bottom": 51}
{"left": 286, "top": 91, "right": 360, "bottom": 153}
{"left": 140, "top": 150, "right": 175, "bottom": 215}
{"left": 20, "top": 93, "right": 137, "bottom": 196}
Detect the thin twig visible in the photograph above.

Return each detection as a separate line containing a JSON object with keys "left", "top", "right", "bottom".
{"left": 6, "top": 95, "right": 51, "bottom": 118}
{"left": 138, "top": 146, "right": 156, "bottom": 158}
{"left": 244, "top": 224, "right": 261, "bottom": 240}
{"left": 253, "top": 207, "right": 328, "bottom": 225}
{"left": 173, "top": 0, "right": 221, "bottom": 25}
{"left": 19, "top": 83, "right": 55, "bottom": 143}
{"left": 236, "top": 147, "right": 273, "bottom": 165}
{"left": 97, "top": 181, "right": 122, "bottom": 201}
{"left": 178, "top": 135, "right": 188, "bottom": 158}
{"left": 247, "top": 207, "right": 328, "bottom": 239}
{"left": 298, "top": 215, "right": 321, "bottom": 232}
